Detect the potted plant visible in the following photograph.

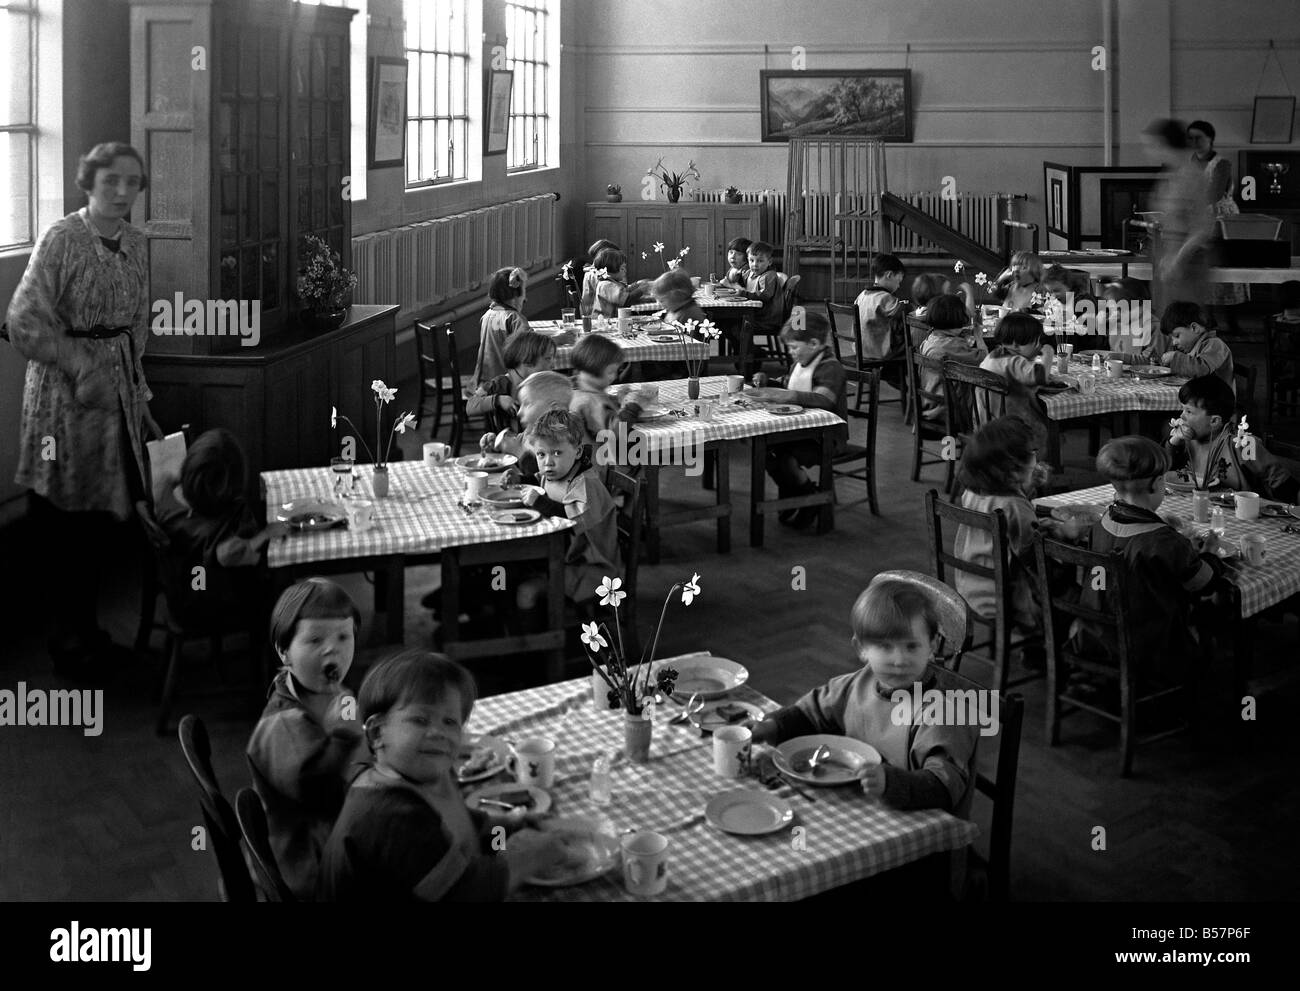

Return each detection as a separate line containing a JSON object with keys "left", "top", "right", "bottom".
{"left": 297, "top": 234, "right": 358, "bottom": 333}
{"left": 606, "top": 183, "right": 622, "bottom": 203}
{"left": 723, "top": 185, "right": 742, "bottom": 205}
{"left": 646, "top": 157, "right": 701, "bottom": 204}
{"left": 330, "top": 380, "right": 416, "bottom": 498}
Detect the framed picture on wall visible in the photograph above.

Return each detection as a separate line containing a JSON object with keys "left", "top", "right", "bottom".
{"left": 485, "top": 69, "right": 514, "bottom": 157}
{"left": 759, "top": 70, "right": 912, "bottom": 143}
{"left": 368, "top": 58, "right": 408, "bottom": 169}
{"left": 1251, "top": 96, "right": 1296, "bottom": 144}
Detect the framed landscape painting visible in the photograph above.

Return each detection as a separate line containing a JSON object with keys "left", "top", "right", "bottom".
{"left": 760, "top": 69, "right": 912, "bottom": 143}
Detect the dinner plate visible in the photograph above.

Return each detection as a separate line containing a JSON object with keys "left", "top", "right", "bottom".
{"left": 664, "top": 656, "right": 749, "bottom": 700}
{"left": 456, "top": 735, "right": 511, "bottom": 783}
{"left": 453, "top": 453, "right": 518, "bottom": 473}
{"left": 1073, "top": 349, "right": 1113, "bottom": 361}
{"left": 276, "top": 498, "right": 347, "bottom": 532}
{"left": 466, "top": 783, "right": 551, "bottom": 815}
{"left": 524, "top": 815, "right": 619, "bottom": 887}
{"left": 772, "top": 735, "right": 882, "bottom": 787}
{"left": 635, "top": 407, "right": 671, "bottom": 422}
{"left": 649, "top": 334, "right": 678, "bottom": 344}
{"left": 765, "top": 404, "right": 804, "bottom": 416}
{"left": 693, "top": 700, "right": 765, "bottom": 733}
{"left": 1164, "top": 470, "right": 1224, "bottom": 493}
{"left": 1260, "top": 503, "right": 1300, "bottom": 519}
{"left": 1209, "top": 492, "right": 1236, "bottom": 508}
{"left": 1049, "top": 503, "right": 1106, "bottom": 525}
{"left": 705, "top": 790, "right": 794, "bottom": 836}
{"left": 480, "top": 486, "right": 528, "bottom": 508}
{"left": 1130, "top": 365, "right": 1173, "bottom": 379}
{"left": 489, "top": 508, "right": 541, "bottom": 525}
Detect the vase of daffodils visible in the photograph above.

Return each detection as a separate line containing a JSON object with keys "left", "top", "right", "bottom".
{"left": 331, "top": 380, "right": 416, "bottom": 498}
{"left": 668, "top": 318, "right": 720, "bottom": 399}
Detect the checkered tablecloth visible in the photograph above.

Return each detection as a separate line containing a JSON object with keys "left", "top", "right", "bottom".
{"left": 464, "top": 654, "right": 978, "bottom": 902}
{"left": 1039, "top": 361, "right": 1186, "bottom": 421}
{"left": 628, "top": 291, "right": 762, "bottom": 314}
{"left": 1036, "top": 484, "right": 1300, "bottom": 617}
{"left": 532, "top": 320, "right": 712, "bottom": 366}
{"left": 262, "top": 461, "right": 575, "bottom": 568}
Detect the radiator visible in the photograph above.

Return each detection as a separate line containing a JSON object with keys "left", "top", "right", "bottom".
{"left": 352, "top": 193, "right": 556, "bottom": 320}
{"left": 693, "top": 189, "right": 1013, "bottom": 254}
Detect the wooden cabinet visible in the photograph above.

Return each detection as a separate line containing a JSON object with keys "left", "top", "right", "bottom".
{"left": 585, "top": 202, "right": 762, "bottom": 283}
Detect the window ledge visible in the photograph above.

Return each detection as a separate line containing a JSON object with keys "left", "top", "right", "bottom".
{"left": 505, "top": 165, "right": 560, "bottom": 178}
{"left": 0, "top": 246, "right": 34, "bottom": 263}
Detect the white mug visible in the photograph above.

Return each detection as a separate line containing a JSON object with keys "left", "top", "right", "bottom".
{"left": 465, "top": 470, "right": 489, "bottom": 500}
{"left": 346, "top": 499, "right": 374, "bottom": 532}
{"left": 693, "top": 399, "right": 716, "bottom": 422}
{"left": 1078, "top": 372, "right": 1098, "bottom": 395}
{"left": 512, "top": 737, "right": 555, "bottom": 788}
{"left": 1234, "top": 491, "right": 1260, "bottom": 521}
{"left": 423, "top": 441, "right": 450, "bottom": 466}
{"left": 621, "top": 831, "right": 669, "bottom": 897}
{"left": 1239, "top": 533, "right": 1267, "bottom": 566}
{"left": 618, "top": 307, "right": 633, "bottom": 336}
{"left": 727, "top": 374, "right": 745, "bottom": 394}
{"left": 1106, "top": 358, "right": 1124, "bottom": 380}
{"left": 712, "top": 725, "right": 752, "bottom": 778}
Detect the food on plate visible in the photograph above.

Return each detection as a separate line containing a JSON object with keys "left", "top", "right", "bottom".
{"left": 457, "top": 746, "right": 501, "bottom": 778}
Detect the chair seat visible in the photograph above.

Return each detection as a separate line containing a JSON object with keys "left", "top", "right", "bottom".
{"left": 915, "top": 418, "right": 950, "bottom": 439}
{"left": 832, "top": 444, "right": 868, "bottom": 464}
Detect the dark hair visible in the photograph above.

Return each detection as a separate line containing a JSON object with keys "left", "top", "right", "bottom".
{"left": 748, "top": 240, "right": 774, "bottom": 259}
{"left": 726, "top": 236, "right": 752, "bottom": 255}
{"left": 569, "top": 332, "right": 624, "bottom": 375}
{"left": 487, "top": 266, "right": 526, "bottom": 306}
{"left": 502, "top": 330, "right": 556, "bottom": 370}
{"left": 871, "top": 253, "right": 904, "bottom": 279}
{"left": 652, "top": 268, "right": 694, "bottom": 311}
{"left": 956, "top": 416, "right": 1037, "bottom": 496}
{"left": 524, "top": 407, "right": 585, "bottom": 449}
{"left": 912, "top": 274, "right": 941, "bottom": 308}
{"left": 994, "top": 312, "right": 1044, "bottom": 348}
{"left": 780, "top": 308, "right": 830, "bottom": 344}
{"left": 269, "top": 578, "right": 361, "bottom": 656}
{"left": 1145, "top": 118, "right": 1189, "bottom": 151}
{"left": 1160, "top": 300, "right": 1207, "bottom": 332}
{"left": 180, "top": 428, "right": 246, "bottom": 517}
{"left": 926, "top": 294, "right": 969, "bottom": 331}
{"left": 1279, "top": 280, "right": 1300, "bottom": 310}
{"left": 851, "top": 580, "right": 940, "bottom": 643}
{"left": 587, "top": 239, "right": 617, "bottom": 261}
{"left": 359, "top": 648, "right": 477, "bottom": 729}
{"left": 1177, "top": 373, "right": 1236, "bottom": 423}
{"left": 593, "top": 247, "right": 626, "bottom": 274}
{"left": 1186, "top": 120, "right": 1216, "bottom": 143}
{"left": 1042, "top": 264, "right": 1069, "bottom": 285}
{"left": 1097, "top": 436, "right": 1170, "bottom": 482}
{"left": 75, "top": 142, "right": 148, "bottom": 193}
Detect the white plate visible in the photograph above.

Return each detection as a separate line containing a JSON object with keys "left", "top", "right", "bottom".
{"left": 480, "top": 486, "right": 528, "bottom": 508}
{"left": 772, "top": 735, "right": 882, "bottom": 787}
{"left": 466, "top": 783, "right": 551, "bottom": 815}
{"left": 454, "top": 454, "right": 518, "bottom": 473}
{"left": 694, "top": 700, "right": 765, "bottom": 733}
{"left": 276, "top": 498, "right": 347, "bottom": 531}
{"left": 456, "top": 735, "right": 512, "bottom": 783}
{"left": 636, "top": 407, "right": 671, "bottom": 422}
{"left": 1130, "top": 365, "right": 1173, "bottom": 378}
{"left": 765, "top": 404, "right": 804, "bottom": 416}
{"left": 649, "top": 334, "right": 678, "bottom": 344}
{"left": 524, "top": 815, "right": 619, "bottom": 887}
{"left": 705, "top": 790, "right": 794, "bottom": 836}
{"left": 665, "top": 656, "right": 749, "bottom": 700}
{"left": 489, "top": 508, "right": 541, "bottom": 525}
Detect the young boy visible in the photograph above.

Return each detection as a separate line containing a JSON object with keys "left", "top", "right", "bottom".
{"left": 751, "top": 579, "right": 979, "bottom": 814}
{"left": 720, "top": 236, "right": 752, "bottom": 288}
{"left": 580, "top": 239, "right": 617, "bottom": 317}
{"left": 979, "top": 312, "right": 1056, "bottom": 451}
{"left": 592, "top": 247, "right": 653, "bottom": 317}
{"left": 567, "top": 333, "right": 644, "bottom": 450}
{"left": 731, "top": 240, "right": 784, "bottom": 374}
{"left": 1167, "top": 374, "right": 1299, "bottom": 502}
{"left": 465, "top": 330, "right": 557, "bottom": 431}
{"left": 747, "top": 311, "right": 848, "bottom": 529}
{"left": 480, "top": 369, "right": 575, "bottom": 480}
{"left": 854, "top": 253, "right": 907, "bottom": 361}
{"left": 317, "top": 649, "right": 578, "bottom": 900}
{"left": 1158, "top": 300, "right": 1234, "bottom": 389}
{"left": 918, "top": 294, "right": 987, "bottom": 423}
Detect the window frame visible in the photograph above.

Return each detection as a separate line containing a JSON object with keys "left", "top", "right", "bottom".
{"left": 1, "top": 0, "right": 38, "bottom": 252}
{"left": 403, "top": 0, "right": 475, "bottom": 189}
{"left": 503, "top": 0, "right": 558, "bottom": 175}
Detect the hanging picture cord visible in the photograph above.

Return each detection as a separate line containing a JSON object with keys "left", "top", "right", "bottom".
{"left": 1254, "top": 39, "right": 1294, "bottom": 96}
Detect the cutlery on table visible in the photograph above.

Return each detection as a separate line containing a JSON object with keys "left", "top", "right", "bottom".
{"left": 669, "top": 693, "right": 704, "bottom": 725}
{"left": 796, "top": 744, "right": 832, "bottom": 776}
{"left": 661, "top": 813, "right": 706, "bottom": 833}
{"left": 477, "top": 797, "right": 525, "bottom": 812}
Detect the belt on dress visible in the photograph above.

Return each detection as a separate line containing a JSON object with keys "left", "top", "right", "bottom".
{"left": 68, "top": 324, "right": 132, "bottom": 339}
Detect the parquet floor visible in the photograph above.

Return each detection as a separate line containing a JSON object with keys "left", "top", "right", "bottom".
{"left": 1, "top": 325, "right": 1296, "bottom": 901}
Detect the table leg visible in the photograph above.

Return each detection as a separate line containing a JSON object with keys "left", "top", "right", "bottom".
{"left": 546, "top": 531, "right": 566, "bottom": 682}
{"left": 703, "top": 447, "right": 716, "bottom": 491}
{"left": 645, "top": 465, "right": 662, "bottom": 565}
{"left": 1045, "top": 420, "right": 1063, "bottom": 472}
{"left": 817, "top": 430, "right": 835, "bottom": 534}
{"left": 441, "top": 551, "right": 461, "bottom": 646}
{"left": 716, "top": 443, "right": 731, "bottom": 554}
{"left": 751, "top": 434, "right": 768, "bottom": 548}
{"left": 384, "top": 557, "right": 405, "bottom": 643}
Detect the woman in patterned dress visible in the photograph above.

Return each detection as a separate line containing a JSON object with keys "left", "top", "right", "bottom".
{"left": 1188, "top": 120, "right": 1249, "bottom": 334}
{"left": 4, "top": 142, "right": 162, "bottom": 679}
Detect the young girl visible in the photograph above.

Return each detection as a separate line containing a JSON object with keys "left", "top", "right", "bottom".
{"left": 1042, "top": 264, "right": 1107, "bottom": 350}
{"left": 567, "top": 333, "right": 642, "bottom": 448}
{"left": 592, "top": 247, "right": 653, "bottom": 317}
{"left": 471, "top": 266, "right": 530, "bottom": 390}
{"left": 580, "top": 239, "right": 617, "bottom": 317}
{"left": 979, "top": 312, "right": 1055, "bottom": 452}
{"left": 465, "top": 330, "right": 557, "bottom": 431}
{"left": 247, "top": 578, "right": 366, "bottom": 900}
{"left": 1099, "top": 279, "right": 1167, "bottom": 360}
{"left": 317, "top": 649, "right": 578, "bottom": 900}
{"left": 991, "top": 251, "right": 1044, "bottom": 312}
{"left": 720, "top": 236, "right": 752, "bottom": 287}
{"left": 918, "top": 294, "right": 987, "bottom": 424}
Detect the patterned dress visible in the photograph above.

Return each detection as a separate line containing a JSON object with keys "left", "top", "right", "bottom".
{"left": 6, "top": 208, "right": 151, "bottom": 520}
{"left": 1197, "top": 153, "right": 1249, "bottom": 307}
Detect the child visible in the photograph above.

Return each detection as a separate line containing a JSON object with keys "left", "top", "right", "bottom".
{"left": 482, "top": 369, "right": 575, "bottom": 478}
{"left": 854, "top": 253, "right": 907, "bottom": 361}
{"left": 732, "top": 240, "right": 784, "bottom": 373}
{"left": 1157, "top": 300, "right": 1234, "bottom": 389}
{"left": 1099, "top": 279, "right": 1167, "bottom": 360}
{"left": 317, "top": 649, "right": 578, "bottom": 900}
{"left": 1042, "top": 264, "right": 1106, "bottom": 350}
{"left": 465, "top": 330, "right": 557, "bottom": 431}
{"left": 990, "top": 251, "right": 1044, "bottom": 312}
{"left": 751, "top": 579, "right": 979, "bottom": 814}
{"left": 720, "top": 236, "right": 752, "bottom": 287}
{"left": 580, "top": 239, "right": 617, "bottom": 317}
{"left": 652, "top": 268, "right": 707, "bottom": 325}
{"left": 747, "top": 311, "right": 848, "bottom": 529}
{"left": 471, "top": 266, "right": 530, "bottom": 390}
{"left": 979, "top": 312, "right": 1056, "bottom": 452}
{"left": 1167, "top": 374, "right": 1299, "bottom": 502}
{"left": 592, "top": 247, "right": 653, "bottom": 317}
{"left": 149, "top": 428, "right": 286, "bottom": 631}
{"left": 919, "top": 294, "right": 987, "bottom": 423}
{"left": 247, "top": 578, "right": 367, "bottom": 900}
{"left": 567, "top": 333, "right": 643, "bottom": 450}
{"left": 1275, "top": 279, "right": 1300, "bottom": 326}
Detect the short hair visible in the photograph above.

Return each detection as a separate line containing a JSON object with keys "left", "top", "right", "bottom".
{"left": 502, "top": 330, "right": 556, "bottom": 370}
{"left": 726, "top": 236, "right": 752, "bottom": 255}
{"left": 748, "top": 240, "right": 775, "bottom": 259}
{"left": 926, "top": 294, "right": 969, "bottom": 331}
{"left": 780, "top": 309, "right": 830, "bottom": 344}
{"left": 359, "top": 648, "right": 477, "bottom": 728}
{"left": 1042, "top": 264, "right": 1069, "bottom": 286}
{"left": 269, "top": 578, "right": 361, "bottom": 656}
{"left": 871, "top": 253, "right": 904, "bottom": 279}
{"left": 593, "top": 247, "right": 626, "bottom": 274}
{"left": 1145, "top": 118, "right": 1189, "bottom": 151}
{"left": 1178, "top": 373, "right": 1235, "bottom": 423}
{"left": 569, "top": 332, "right": 624, "bottom": 375}
{"left": 956, "top": 416, "right": 1037, "bottom": 496}
{"left": 1097, "top": 435, "right": 1170, "bottom": 482}
{"left": 1009, "top": 250, "right": 1043, "bottom": 282}
{"left": 1186, "top": 119, "right": 1216, "bottom": 142}
{"left": 525, "top": 407, "right": 584, "bottom": 449}
{"left": 487, "top": 266, "right": 527, "bottom": 305}
{"left": 75, "top": 142, "right": 148, "bottom": 193}
{"left": 851, "top": 580, "right": 940, "bottom": 643}
{"left": 518, "top": 370, "right": 572, "bottom": 410}
{"left": 587, "top": 238, "right": 617, "bottom": 261}
{"left": 1278, "top": 280, "right": 1300, "bottom": 309}
{"left": 994, "top": 312, "right": 1045, "bottom": 348}
{"left": 652, "top": 268, "right": 694, "bottom": 312}
{"left": 911, "top": 273, "right": 941, "bottom": 308}
{"left": 181, "top": 428, "right": 247, "bottom": 517}
{"left": 1161, "top": 300, "right": 1207, "bottom": 332}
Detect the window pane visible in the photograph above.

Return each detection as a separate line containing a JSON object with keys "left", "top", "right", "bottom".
{"left": 407, "top": 55, "right": 419, "bottom": 117}
{"left": 407, "top": 120, "right": 419, "bottom": 182}
{"left": 421, "top": 120, "right": 436, "bottom": 179}
{"left": 420, "top": 53, "right": 436, "bottom": 116}
{"left": 405, "top": 0, "right": 419, "bottom": 51}
{"left": 451, "top": 53, "right": 465, "bottom": 112}
{"left": 262, "top": 241, "right": 279, "bottom": 310}
{"left": 435, "top": 54, "right": 449, "bottom": 117}
{"left": 422, "top": 1, "right": 438, "bottom": 49}
{"left": 0, "top": 132, "right": 32, "bottom": 247}
{"left": 1, "top": 9, "right": 33, "bottom": 125}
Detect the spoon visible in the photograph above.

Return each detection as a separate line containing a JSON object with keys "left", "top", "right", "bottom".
{"left": 670, "top": 693, "right": 704, "bottom": 726}
{"left": 797, "top": 745, "right": 832, "bottom": 775}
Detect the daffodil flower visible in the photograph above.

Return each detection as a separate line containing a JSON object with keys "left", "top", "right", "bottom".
{"left": 596, "top": 576, "right": 626, "bottom": 608}
{"left": 642, "top": 252, "right": 648, "bottom": 260}
{"left": 954, "top": 260, "right": 965, "bottom": 273}
{"left": 682, "top": 572, "right": 702, "bottom": 605}
{"left": 331, "top": 406, "right": 337, "bottom": 429}
{"left": 653, "top": 242, "right": 665, "bottom": 253}
{"left": 371, "top": 380, "right": 397, "bottom": 403}
{"left": 394, "top": 412, "right": 416, "bottom": 434}
{"left": 580, "top": 622, "right": 608, "bottom": 651}
{"left": 667, "top": 259, "right": 679, "bottom": 270}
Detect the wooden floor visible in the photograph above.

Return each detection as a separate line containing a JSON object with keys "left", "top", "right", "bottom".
{"left": 1, "top": 320, "right": 1297, "bottom": 901}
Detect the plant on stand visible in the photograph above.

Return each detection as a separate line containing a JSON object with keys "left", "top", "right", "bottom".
{"left": 606, "top": 183, "right": 622, "bottom": 203}
{"left": 646, "top": 157, "right": 701, "bottom": 204}
{"left": 331, "top": 380, "right": 416, "bottom": 498}
{"left": 582, "top": 573, "right": 703, "bottom": 762}
{"left": 297, "top": 234, "right": 358, "bottom": 333}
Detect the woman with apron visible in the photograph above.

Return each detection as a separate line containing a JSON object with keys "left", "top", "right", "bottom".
{"left": 1188, "top": 120, "right": 1249, "bottom": 334}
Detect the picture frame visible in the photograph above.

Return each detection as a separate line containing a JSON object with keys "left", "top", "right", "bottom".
{"left": 1250, "top": 96, "right": 1296, "bottom": 144}
{"left": 759, "top": 69, "right": 912, "bottom": 143}
{"left": 484, "top": 69, "right": 514, "bottom": 157}
{"left": 368, "top": 57, "right": 408, "bottom": 169}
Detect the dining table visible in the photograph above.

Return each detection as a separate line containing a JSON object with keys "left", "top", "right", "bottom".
{"left": 464, "top": 654, "right": 979, "bottom": 902}
{"left": 532, "top": 317, "right": 712, "bottom": 368}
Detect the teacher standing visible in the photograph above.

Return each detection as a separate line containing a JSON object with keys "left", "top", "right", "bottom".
{"left": 1144, "top": 119, "right": 1214, "bottom": 315}
{"left": 4, "top": 142, "right": 162, "bottom": 679}
{"left": 1188, "top": 120, "right": 1248, "bottom": 334}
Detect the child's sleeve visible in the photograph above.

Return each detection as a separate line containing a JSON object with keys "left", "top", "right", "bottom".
{"left": 887, "top": 720, "right": 978, "bottom": 813}
{"left": 247, "top": 707, "right": 361, "bottom": 813}
{"left": 596, "top": 279, "right": 628, "bottom": 312}
{"left": 466, "top": 374, "right": 510, "bottom": 418}
{"left": 1164, "top": 337, "right": 1231, "bottom": 379}
{"left": 878, "top": 291, "right": 905, "bottom": 318}
{"left": 1002, "top": 354, "right": 1041, "bottom": 385}
{"left": 1248, "top": 446, "right": 1300, "bottom": 504}
{"left": 1002, "top": 496, "right": 1040, "bottom": 558}
{"left": 790, "top": 672, "right": 856, "bottom": 736}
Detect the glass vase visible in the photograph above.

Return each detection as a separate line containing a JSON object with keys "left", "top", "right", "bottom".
{"left": 372, "top": 465, "right": 389, "bottom": 498}
{"left": 687, "top": 377, "right": 700, "bottom": 400}
{"left": 624, "top": 711, "right": 652, "bottom": 763}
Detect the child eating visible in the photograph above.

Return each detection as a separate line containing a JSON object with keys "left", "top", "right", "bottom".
{"left": 732, "top": 240, "right": 784, "bottom": 374}
{"left": 471, "top": 266, "right": 531, "bottom": 390}
{"left": 751, "top": 579, "right": 979, "bottom": 813}
{"left": 580, "top": 239, "right": 617, "bottom": 316}
{"left": 918, "top": 294, "right": 987, "bottom": 423}
{"left": 854, "top": 252, "right": 907, "bottom": 361}
{"left": 592, "top": 247, "right": 653, "bottom": 317}
{"left": 1157, "top": 300, "right": 1234, "bottom": 389}
{"left": 979, "top": 312, "right": 1055, "bottom": 452}
{"left": 567, "top": 333, "right": 644, "bottom": 450}
{"left": 990, "top": 251, "right": 1044, "bottom": 312}
{"left": 652, "top": 268, "right": 707, "bottom": 326}
{"left": 720, "top": 236, "right": 752, "bottom": 287}
{"left": 465, "top": 330, "right": 557, "bottom": 431}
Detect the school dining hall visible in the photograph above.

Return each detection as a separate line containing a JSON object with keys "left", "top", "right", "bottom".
{"left": 1, "top": 0, "right": 1298, "bottom": 937}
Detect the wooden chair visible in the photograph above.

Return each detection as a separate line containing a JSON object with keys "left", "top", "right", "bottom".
{"left": 745, "top": 273, "right": 800, "bottom": 373}
{"left": 444, "top": 323, "right": 493, "bottom": 454}
{"left": 869, "top": 569, "right": 972, "bottom": 664}
{"left": 569, "top": 469, "right": 646, "bottom": 663}
{"left": 1032, "top": 534, "right": 1192, "bottom": 777}
{"left": 177, "top": 715, "right": 257, "bottom": 902}
{"left": 414, "top": 320, "right": 459, "bottom": 442}
{"left": 830, "top": 363, "right": 881, "bottom": 515}
{"left": 924, "top": 489, "right": 1044, "bottom": 692}
{"left": 827, "top": 300, "right": 895, "bottom": 418}
{"left": 941, "top": 358, "right": 1010, "bottom": 436}
{"left": 1265, "top": 314, "right": 1300, "bottom": 426}
{"left": 234, "top": 787, "right": 297, "bottom": 903}
{"left": 905, "top": 342, "right": 957, "bottom": 494}
{"left": 1234, "top": 361, "right": 1258, "bottom": 424}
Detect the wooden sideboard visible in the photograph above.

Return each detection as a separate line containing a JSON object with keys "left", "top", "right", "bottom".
{"left": 585, "top": 202, "right": 762, "bottom": 283}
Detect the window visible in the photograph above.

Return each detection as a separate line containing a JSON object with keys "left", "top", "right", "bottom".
{"left": 1, "top": 1, "right": 36, "bottom": 249}
{"left": 405, "top": 0, "right": 471, "bottom": 186}
{"left": 505, "top": 0, "right": 557, "bottom": 172}
{"left": 295, "top": 0, "right": 367, "bottom": 203}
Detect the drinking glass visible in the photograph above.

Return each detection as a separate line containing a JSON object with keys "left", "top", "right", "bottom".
{"left": 561, "top": 308, "right": 577, "bottom": 329}
{"left": 330, "top": 457, "right": 355, "bottom": 499}
{"left": 1209, "top": 507, "right": 1226, "bottom": 537}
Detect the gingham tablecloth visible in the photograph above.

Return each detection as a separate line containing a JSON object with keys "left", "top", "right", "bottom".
{"left": 262, "top": 461, "right": 574, "bottom": 568}
{"left": 532, "top": 319, "right": 712, "bottom": 366}
{"left": 465, "top": 655, "right": 978, "bottom": 902}
{"left": 628, "top": 291, "right": 762, "bottom": 314}
{"left": 1039, "top": 360, "right": 1187, "bottom": 421}
{"left": 1036, "top": 484, "right": 1300, "bottom": 617}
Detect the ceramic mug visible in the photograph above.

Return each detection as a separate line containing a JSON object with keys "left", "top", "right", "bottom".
{"left": 712, "top": 725, "right": 752, "bottom": 778}
{"left": 693, "top": 399, "right": 716, "bottom": 422}
{"left": 464, "top": 470, "right": 489, "bottom": 500}
{"left": 1106, "top": 358, "right": 1124, "bottom": 380}
{"left": 727, "top": 374, "right": 745, "bottom": 394}
{"left": 1078, "top": 373, "right": 1098, "bottom": 395}
{"left": 1234, "top": 491, "right": 1260, "bottom": 521}
{"left": 1239, "top": 533, "right": 1267, "bottom": 565}
{"left": 423, "top": 441, "right": 450, "bottom": 467}
{"left": 345, "top": 499, "right": 374, "bottom": 532}
{"left": 621, "top": 831, "right": 669, "bottom": 897}
{"left": 511, "top": 737, "right": 556, "bottom": 788}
